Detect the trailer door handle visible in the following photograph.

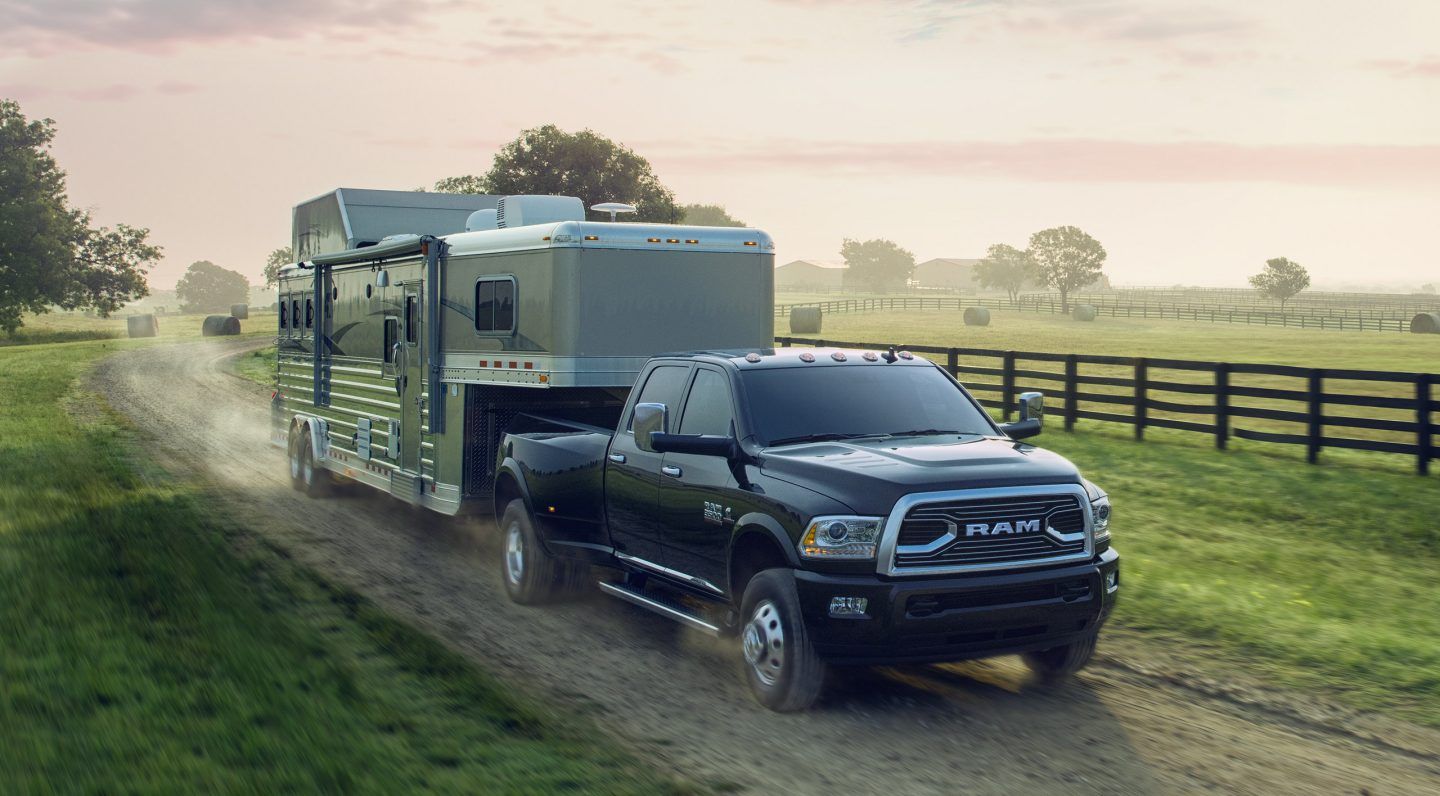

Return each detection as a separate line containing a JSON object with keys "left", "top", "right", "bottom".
{"left": 661, "top": 465, "right": 682, "bottom": 478}
{"left": 607, "top": 453, "right": 626, "bottom": 464}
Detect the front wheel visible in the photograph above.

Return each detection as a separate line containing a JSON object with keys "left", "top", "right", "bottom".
{"left": 739, "top": 569, "right": 827, "bottom": 712}
{"left": 1022, "top": 631, "right": 1098, "bottom": 681}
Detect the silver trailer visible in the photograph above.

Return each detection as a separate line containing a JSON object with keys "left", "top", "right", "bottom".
{"left": 274, "top": 189, "right": 775, "bottom": 514}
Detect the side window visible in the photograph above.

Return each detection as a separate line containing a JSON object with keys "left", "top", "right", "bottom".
{"left": 279, "top": 294, "right": 288, "bottom": 329}
{"left": 679, "top": 369, "right": 734, "bottom": 437}
{"left": 291, "top": 299, "right": 300, "bottom": 331}
{"left": 626, "top": 365, "right": 689, "bottom": 431}
{"left": 305, "top": 298, "right": 314, "bottom": 330}
{"left": 383, "top": 318, "right": 398, "bottom": 363}
{"left": 405, "top": 295, "right": 418, "bottom": 344}
{"left": 475, "top": 278, "right": 516, "bottom": 333}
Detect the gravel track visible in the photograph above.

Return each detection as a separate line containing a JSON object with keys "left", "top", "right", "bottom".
{"left": 92, "top": 338, "right": 1440, "bottom": 795}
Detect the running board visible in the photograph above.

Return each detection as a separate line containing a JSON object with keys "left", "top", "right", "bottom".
{"left": 597, "top": 581, "right": 722, "bottom": 637}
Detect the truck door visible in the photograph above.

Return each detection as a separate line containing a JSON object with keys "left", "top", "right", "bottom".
{"left": 657, "top": 365, "right": 741, "bottom": 595}
{"left": 605, "top": 363, "right": 691, "bottom": 566}
{"left": 398, "top": 288, "right": 424, "bottom": 476}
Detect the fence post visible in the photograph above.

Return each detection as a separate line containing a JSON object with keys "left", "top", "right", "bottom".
{"left": 1064, "top": 355, "right": 1078, "bottom": 432}
{"left": 1134, "top": 358, "right": 1148, "bottom": 440}
{"left": 1214, "top": 363, "right": 1230, "bottom": 450}
{"left": 1002, "top": 351, "right": 1016, "bottom": 421}
{"left": 947, "top": 348, "right": 959, "bottom": 380}
{"left": 1307, "top": 369, "right": 1324, "bottom": 464}
{"left": 1419, "top": 374, "right": 1433, "bottom": 476}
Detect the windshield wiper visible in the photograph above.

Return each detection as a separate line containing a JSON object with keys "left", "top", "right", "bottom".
{"left": 875, "top": 428, "right": 970, "bottom": 439}
{"left": 765, "top": 432, "right": 885, "bottom": 447}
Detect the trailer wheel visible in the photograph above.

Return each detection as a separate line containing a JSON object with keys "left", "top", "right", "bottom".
{"left": 298, "top": 433, "right": 331, "bottom": 498}
{"left": 1022, "top": 631, "right": 1099, "bottom": 681}
{"left": 499, "top": 499, "right": 570, "bottom": 605}
{"left": 739, "top": 569, "right": 827, "bottom": 712}
{"left": 287, "top": 427, "right": 305, "bottom": 491}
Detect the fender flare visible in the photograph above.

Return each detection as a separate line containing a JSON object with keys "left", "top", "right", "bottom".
{"left": 290, "top": 414, "right": 329, "bottom": 460}
{"left": 728, "top": 511, "right": 802, "bottom": 571}
{"left": 492, "top": 457, "right": 537, "bottom": 522}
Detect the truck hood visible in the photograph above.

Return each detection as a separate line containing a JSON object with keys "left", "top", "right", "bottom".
{"left": 756, "top": 436, "right": 1083, "bottom": 516}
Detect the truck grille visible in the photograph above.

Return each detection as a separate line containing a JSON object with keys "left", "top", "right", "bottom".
{"left": 893, "top": 493, "right": 1088, "bottom": 570}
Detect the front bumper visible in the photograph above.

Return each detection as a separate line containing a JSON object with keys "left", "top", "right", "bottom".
{"left": 794, "top": 547, "right": 1120, "bottom": 665}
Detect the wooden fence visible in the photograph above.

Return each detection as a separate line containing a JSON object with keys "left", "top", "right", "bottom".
{"left": 774, "top": 336, "right": 1439, "bottom": 475}
{"left": 773, "top": 296, "right": 1419, "bottom": 332}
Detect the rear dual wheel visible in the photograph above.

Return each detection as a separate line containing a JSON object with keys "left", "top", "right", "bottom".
{"left": 499, "top": 499, "right": 587, "bottom": 605}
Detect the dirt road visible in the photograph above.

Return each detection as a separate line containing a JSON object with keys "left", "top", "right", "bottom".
{"left": 94, "top": 338, "right": 1440, "bottom": 795}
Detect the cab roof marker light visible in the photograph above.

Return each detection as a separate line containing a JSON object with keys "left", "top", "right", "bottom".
{"left": 862, "top": 351, "right": 879, "bottom": 362}
{"left": 798, "top": 352, "right": 816, "bottom": 363}
{"left": 745, "top": 352, "right": 762, "bottom": 363}
{"left": 898, "top": 350, "right": 915, "bottom": 360}
{"left": 830, "top": 351, "right": 847, "bottom": 362}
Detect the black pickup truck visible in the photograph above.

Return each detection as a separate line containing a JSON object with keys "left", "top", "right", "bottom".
{"left": 492, "top": 347, "right": 1119, "bottom": 711}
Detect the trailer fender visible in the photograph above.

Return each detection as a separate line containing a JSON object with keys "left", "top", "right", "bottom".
{"left": 290, "top": 415, "right": 330, "bottom": 461}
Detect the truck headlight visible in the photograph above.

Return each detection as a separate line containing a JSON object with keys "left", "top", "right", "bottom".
{"left": 799, "top": 516, "right": 882, "bottom": 559}
{"left": 1090, "top": 494, "right": 1111, "bottom": 543}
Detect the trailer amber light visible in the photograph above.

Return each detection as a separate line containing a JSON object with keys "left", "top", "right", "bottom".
{"left": 647, "top": 237, "right": 661, "bottom": 243}
{"left": 743, "top": 241, "right": 758, "bottom": 246}
{"left": 542, "top": 236, "right": 551, "bottom": 241}
{"left": 685, "top": 239, "right": 699, "bottom": 244}
{"left": 539, "top": 374, "right": 549, "bottom": 383}
{"left": 547, "top": 506, "right": 556, "bottom": 513}
{"left": 666, "top": 238, "right": 680, "bottom": 243}
{"left": 584, "top": 235, "right": 599, "bottom": 241}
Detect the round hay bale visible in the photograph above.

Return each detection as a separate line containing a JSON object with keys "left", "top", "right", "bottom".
{"left": 1072, "top": 304, "right": 1098, "bottom": 322}
{"left": 230, "top": 303, "right": 249, "bottom": 319}
{"left": 790, "top": 306, "right": 822, "bottom": 334}
{"left": 963, "top": 306, "right": 991, "bottom": 326}
{"left": 202, "top": 315, "right": 242, "bottom": 336}
{"left": 126, "top": 313, "right": 159, "bottom": 338}
{"left": 1410, "top": 312, "right": 1440, "bottom": 334}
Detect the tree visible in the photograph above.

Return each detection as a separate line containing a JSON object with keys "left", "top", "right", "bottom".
{"left": 176, "top": 261, "right": 249, "bottom": 312}
{"left": 840, "top": 238, "right": 915, "bottom": 293}
{"left": 1248, "top": 257, "right": 1310, "bottom": 312}
{"left": 434, "top": 125, "right": 681, "bottom": 223}
{"left": 973, "top": 243, "right": 1034, "bottom": 305}
{"left": 0, "top": 99, "right": 159, "bottom": 333}
{"left": 681, "top": 203, "right": 745, "bottom": 227}
{"left": 1420, "top": 283, "right": 1436, "bottom": 295}
{"left": 263, "top": 246, "right": 294, "bottom": 287}
{"left": 1027, "top": 226, "right": 1107, "bottom": 313}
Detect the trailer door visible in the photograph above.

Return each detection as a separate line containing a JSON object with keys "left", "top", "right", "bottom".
{"left": 398, "top": 288, "right": 425, "bottom": 478}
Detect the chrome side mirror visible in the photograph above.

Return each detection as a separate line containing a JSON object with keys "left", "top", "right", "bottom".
{"left": 632, "top": 402, "right": 668, "bottom": 453}
{"left": 1018, "top": 391, "right": 1044, "bottom": 425}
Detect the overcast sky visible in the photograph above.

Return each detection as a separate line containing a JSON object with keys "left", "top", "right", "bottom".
{"left": 2, "top": 0, "right": 1437, "bottom": 290}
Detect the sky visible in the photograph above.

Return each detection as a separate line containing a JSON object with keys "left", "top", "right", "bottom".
{"left": 2, "top": 0, "right": 1437, "bottom": 291}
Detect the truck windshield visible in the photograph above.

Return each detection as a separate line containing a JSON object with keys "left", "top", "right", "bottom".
{"left": 740, "top": 365, "right": 996, "bottom": 446}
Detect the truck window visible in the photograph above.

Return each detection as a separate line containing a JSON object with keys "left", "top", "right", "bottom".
{"left": 475, "top": 278, "right": 515, "bottom": 333}
{"left": 383, "top": 317, "right": 398, "bottom": 363}
{"left": 679, "top": 369, "right": 734, "bottom": 436}
{"left": 626, "top": 365, "right": 689, "bottom": 431}
{"left": 405, "top": 295, "right": 418, "bottom": 344}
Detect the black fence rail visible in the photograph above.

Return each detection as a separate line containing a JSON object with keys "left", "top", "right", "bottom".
{"left": 1086, "top": 287, "right": 1440, "bottom": 312}
{"left": 774, "top": 336, "right": 1440, "bottom": 475}
{"left": 774, "top": 296, "right": 1418, "bottom": 332}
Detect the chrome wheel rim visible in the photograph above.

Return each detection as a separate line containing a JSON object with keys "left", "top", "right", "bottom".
{"left": 743, "top": 600, "right": 784, "bottom": 686}
{"left": 504, "top": 523, "right": 524, "bottom": 586}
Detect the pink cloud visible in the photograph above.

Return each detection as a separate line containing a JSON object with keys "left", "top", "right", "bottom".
{"left": 652, "top": 138, "right": 1440, "bottom": 188}
{"left": 1365, "top": 57, "right": 1440, "bottom": 79}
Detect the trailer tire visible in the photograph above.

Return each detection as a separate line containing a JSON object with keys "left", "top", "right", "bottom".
{"left": 299, "top": 433, "right": 331, "bottom": 498}
{"left": 287, "top": 426, "right": 305, "bottom": 491}
{"left": 1022, "top": 630, "right": 1098, "bottom": 681}
{"left": 499, "top": 499, "right": 569, "bottom": 605}
{"left": 739, "top": 569, "right": 827, "bottom": 712}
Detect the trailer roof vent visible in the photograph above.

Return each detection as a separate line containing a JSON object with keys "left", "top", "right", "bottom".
{"left": 495, "top": 195, "right": 585, "bottom": 228}
{"left": 465, "top": 208, "right": 498, "bottom": 232}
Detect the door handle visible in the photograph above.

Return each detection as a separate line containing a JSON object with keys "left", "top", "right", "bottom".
{"left": 607, "top": 453, "right": 626, "bottom": 464}
{"left": 661, "top": 465, "right": 682, "bottom": 478}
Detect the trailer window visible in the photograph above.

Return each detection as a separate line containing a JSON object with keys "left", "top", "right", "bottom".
{"left": 383, "top": 318, "right": 398, "bottom": 363}
{"left": 475, "top": 278, "right": 516, "bottom": 333}
{"left": 305, "top": 298, "right": 314, "bottom": 329}
{"left": 405, "top": 295, "right": 418, "bottom": 344}
{"left": 279, "top": 296, "right": 288, "bottom": 329}
{"left": 291, "top": 299, "right": 300, "bottom": 330}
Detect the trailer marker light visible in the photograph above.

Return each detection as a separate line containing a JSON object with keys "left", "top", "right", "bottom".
{"left": 542, "top": 235, "right": 551, "bottom": 241}
{"left": 830, "top": 351, "right": 847, "bottom": 362}
{"left": 745, "top": 352, "right": 762, "bottom": 363}
{"left": 509, "top": 361, "right": 518, "bottom": 369}
{"left": 862, "top": 351, "right": 879, "bottom": 362}
{"left": 479, "top": 360, "right": 488, "bottom": 367}
{"left": 647, "top": 237, "right": 661, "bottom": 243}
{"left": 666, "top": 238, "right": 680, "bottom": 243}
{"left": 539, "top": 374, "right": 549, "bottom": 383}
{"left": 685, "top": 239, "right": 699, "bottom": 244}
{"left": 743, "top": 241, "right": 758, "bottom": 246}
{"left": 547, "top": 506, "right": 556, "bottom": 513}
{"left": 798, "top": 352, "right": 816, "bottom": 363}
{"left": 584, "top": 235, "right": 599, "bottom": 241}
{"left": 523, "top": 362, "right": 533, "bottom": 370}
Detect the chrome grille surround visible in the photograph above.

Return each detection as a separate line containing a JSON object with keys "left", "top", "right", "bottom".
{"left": 876, "top": 484, "right": 1094, "bottom": 577}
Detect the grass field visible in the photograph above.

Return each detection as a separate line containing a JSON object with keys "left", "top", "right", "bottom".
{"left": 2, "top": 309, "right": 279, "bottom": 347}
{"left": 0, "top": 338, "right": 682, "bottom": 793}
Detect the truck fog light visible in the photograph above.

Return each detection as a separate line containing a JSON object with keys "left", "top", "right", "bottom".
{"left": 1105, "top": 571, "right": 1119, "bottom": 593}
{"left": 829, "top": 596, "right": 868, "bottom": 617}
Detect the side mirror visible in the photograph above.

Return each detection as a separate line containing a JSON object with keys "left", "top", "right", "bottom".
{"left": 651, "top": 433, "right": 735, "bottom": 458}
{"left": 632, "top": 402, "right": 668, "bottom": 453}
{"left": 999, "top": 391, "right": 1044, "bottom": 440}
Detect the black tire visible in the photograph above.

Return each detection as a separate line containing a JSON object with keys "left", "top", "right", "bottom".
{"left": 738, "top": 569, "right": 827, "bottom": 712}
{"left": 1023, "top": 631, "right": 1099, "bottom": 681}
{"left": 287, "top": 427, "right": 305, "bottom": 491}
{"left": 499, "top": 499, "right": 578, "bottom": 605}
{"left": 298, "top": 433, "right": 331, "bottom": 498}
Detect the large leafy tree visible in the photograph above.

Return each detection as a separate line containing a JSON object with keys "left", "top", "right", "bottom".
{"left": 681, "top": 203, "right": 745, "bottom": 227}
{"left": 434, "top": 125, "right": 681, "bottom": 223}
{"left": 176, "top": 260, "right": 249, "bottom": 312}
{"left": 1027, "top": 226, "right": 1107, "bottom": 313}
{"left": 0, "top": 99, "right": 159, "bottom": 333}
{"left": 840, "top": 238, "right": 915, "bottom": 293}
{"left": 262, "top": 246, "right": 293, "bottom": 287}
{"left": 973, "top": 243, "right": 1034, "bottom": 305}
{"left": 1249, "top": 257, "right": 1310, "bottom": 312}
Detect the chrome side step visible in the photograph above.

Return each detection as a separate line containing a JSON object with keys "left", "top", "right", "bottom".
{"left": 598, "top": 581, "right": 722, "bottom": 637}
